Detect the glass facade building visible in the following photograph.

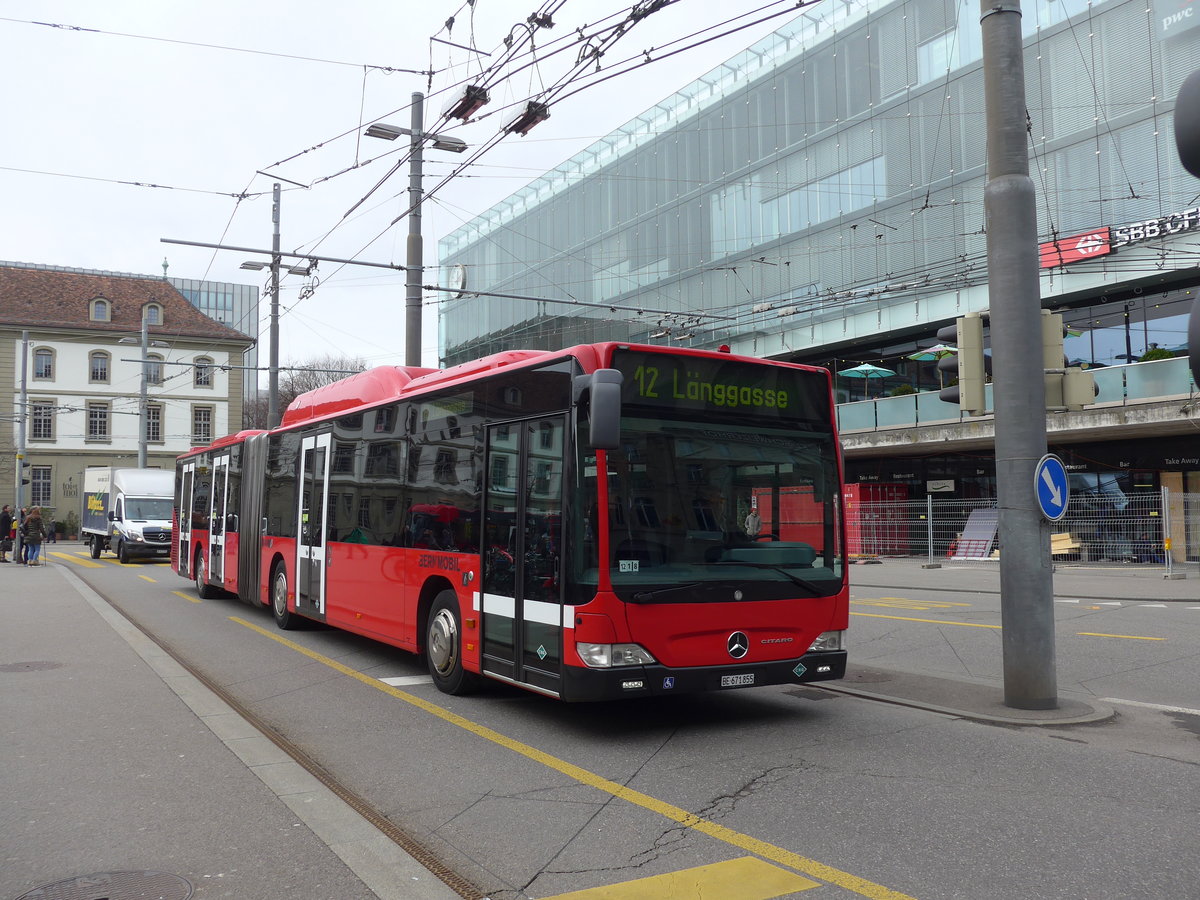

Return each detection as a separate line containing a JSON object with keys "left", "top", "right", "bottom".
{"left": 169, "top": 276, "right": 260, "bottom": 402}
{"left": 438, "top": 0, "right": 1198, "bottom": 396}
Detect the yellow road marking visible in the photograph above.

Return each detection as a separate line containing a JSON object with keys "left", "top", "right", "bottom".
{"left": 541, "top": 856, "right": 818, "bottom": 899}
{"left": 853, "top": 597, "right": 971, "bottom": 610}
{"left": 173, "top": 590, "right": 201, "bottom": 604}
{"left": 138, "top": 574, "right": 156, "bottom": 583}
{"left": 852, "top": 612, "right": 999, "bottom": 629}
{"left": 854, "top": 613, "right": 1163, "bottom": 642}
{"left": 1076, "top": 632, "right": 1164, "bottom": 641}
{"left": 231, "top": 616, "right": 916, "bottom": 900}
{"left": 48, "top": 552, "right": 104, "bottom": 569}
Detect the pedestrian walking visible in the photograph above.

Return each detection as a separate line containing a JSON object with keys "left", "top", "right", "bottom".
{"left": 0, "top": 504, "right": 12, "bottom": 562}
{"left": 744, "top": 506, "right": 762, "bottom": 538}
{"left": 21, "top": 506, "right": 46, "bottom": 566}
{"left": 18, "top": 506, "right": 29, "bottom": 564}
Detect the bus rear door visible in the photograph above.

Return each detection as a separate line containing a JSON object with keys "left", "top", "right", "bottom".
{"left": 296, "top": 433, "right": 331, "bottom": 618}
{"left": 482, "top": 417, "right": 566, "bottom": 695}
{"left": 178, "top": 460, "right": 195, "bottom": 577}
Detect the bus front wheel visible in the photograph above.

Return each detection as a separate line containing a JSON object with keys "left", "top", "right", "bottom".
{"left": 427, "top": 590, "right": 479, "bottom": 696}
{"left": 271, "top": 562, "right": 299, "bottom": 630}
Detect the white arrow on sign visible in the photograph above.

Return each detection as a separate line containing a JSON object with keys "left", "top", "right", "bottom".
{"left": 1040, "top": 466, "right": 1063, "bottom": 507}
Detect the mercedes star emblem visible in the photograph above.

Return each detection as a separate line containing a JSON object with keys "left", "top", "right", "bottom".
{"left": 727, "top": 631, "right": 749, "bottom": 659}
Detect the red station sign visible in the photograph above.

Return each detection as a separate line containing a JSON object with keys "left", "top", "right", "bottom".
{"left": 1038, "top": 228, "right": 1113, "bottom": 268}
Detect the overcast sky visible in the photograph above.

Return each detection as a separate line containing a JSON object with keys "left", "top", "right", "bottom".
{"left": 1, "top": 1, "right": 793, "bottom": 374}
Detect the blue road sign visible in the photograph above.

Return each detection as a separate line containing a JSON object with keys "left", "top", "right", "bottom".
{"left": 1034, "top": 454, "right": 1070, "bottom": 521}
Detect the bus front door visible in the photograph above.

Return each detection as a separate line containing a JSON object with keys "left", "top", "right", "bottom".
{"left": 178, "top": 461, "right": 195, "bottom": 577}
{"left": 209, "top": 453, "right": 230, "bottom": 585}
{"left": 296, "top": 433, "right": 331, "bottom": 618}
{"left": 482, "top": 417, "right": 566, "bottom": 695}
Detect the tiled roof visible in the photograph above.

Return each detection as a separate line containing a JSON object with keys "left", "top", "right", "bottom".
{"left": 0, "top": 265, "right": 254, "bottom": 346}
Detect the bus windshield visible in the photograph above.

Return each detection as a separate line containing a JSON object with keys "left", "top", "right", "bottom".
{"left": 574, "top": 414, "right": 843, "bottom": 604}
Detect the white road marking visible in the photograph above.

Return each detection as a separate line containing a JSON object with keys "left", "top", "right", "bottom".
{"left": 379, "top": 675, "right": 434, "bottom": 686}
{"left": 1100, "top": 698, "right": 1200, "bottom": 716}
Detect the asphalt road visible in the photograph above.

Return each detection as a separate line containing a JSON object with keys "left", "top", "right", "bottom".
{"left": 48, "top": 550, "right": 1200, "bottom": 899}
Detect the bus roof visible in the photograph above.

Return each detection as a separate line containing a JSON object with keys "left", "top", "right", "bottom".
{"left": 182, "top": 342, "right": 829, "bottom": 459}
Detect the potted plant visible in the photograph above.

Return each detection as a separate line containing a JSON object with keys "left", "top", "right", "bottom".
{"left": 63, "top": 510, "right": 80, "bottom": 541}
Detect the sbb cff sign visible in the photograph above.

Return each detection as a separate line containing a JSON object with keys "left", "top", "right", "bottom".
{"left": 1038, "top": 228, "right": 1112, "bottom": 268}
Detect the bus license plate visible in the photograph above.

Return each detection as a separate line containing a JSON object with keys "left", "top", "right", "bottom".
{"left": 720, "top": 673, "right": 755, "bottom": 688}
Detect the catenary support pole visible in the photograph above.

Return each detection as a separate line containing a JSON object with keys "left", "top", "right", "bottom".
{"left": 981, "top": 0, "right": 1058, "bottom": 709}
{"left": 268, "top": 183, "right": 282, "bottom": 429}
{"left": 138, "top": 316, "right": 148, "bottom": 467}
{"left": 405, "top": 92, "right": 425, "bottom": 367}
{"left": 16, "top": 330, "right": 28, "bottom": 561}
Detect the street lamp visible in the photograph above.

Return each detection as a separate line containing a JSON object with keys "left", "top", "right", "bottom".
{"left": 119, "top": 321, "right": 169, "bottom": 467}
{"left": 365, "top": 92, "right": 468, "bottom": 366}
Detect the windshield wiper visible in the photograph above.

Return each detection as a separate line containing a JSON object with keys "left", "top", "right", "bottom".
{"left": 630, "top": 581, "right": 703, "bottom": 603}
{"left": 712, "top": 561, "right": 827, "bottom": 596}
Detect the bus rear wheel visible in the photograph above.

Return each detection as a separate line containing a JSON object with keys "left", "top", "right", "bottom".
{"left": 271, "top": 562, "right": 299, "bottom": 630}
{"left": 427, "top": 590, "right": 479, "bottom": 696}
{"left": 194, "top": 550, "right": 217, "bottom": 599}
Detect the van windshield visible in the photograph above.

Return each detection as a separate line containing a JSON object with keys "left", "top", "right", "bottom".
{"left": 126, "top": 498, "right": 174, "bottom": 521}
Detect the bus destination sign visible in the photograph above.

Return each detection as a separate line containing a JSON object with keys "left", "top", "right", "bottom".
{"left": 612, "top": 350, "right": 828, "bottom": 422}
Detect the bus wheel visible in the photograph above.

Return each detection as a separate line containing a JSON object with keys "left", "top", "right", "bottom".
{"left": 194, "top": 550, "right": 217, "bottom": 599}
{"left": 271, "top": 562, "right": 299, "bottom": 630}
{"left": 89, "top": 536, "right": 101, "bottom": 560}
{"left": 427, "top": 590, "right": 479, "bottom": 695}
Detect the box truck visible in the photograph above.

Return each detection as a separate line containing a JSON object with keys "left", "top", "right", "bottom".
{"left": 82, "top": 467, "right": 175, "bottom": 562}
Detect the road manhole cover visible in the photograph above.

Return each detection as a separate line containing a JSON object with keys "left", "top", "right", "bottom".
{"left": 0, "top": 661, "right": 63, "bottom": 672}
{"left": 16, "top": 870, "right": 193, "bottom": 900}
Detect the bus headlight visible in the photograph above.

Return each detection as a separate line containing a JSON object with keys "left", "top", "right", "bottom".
{"left": 576, "top": 642, "right": 657, "bottom": 668}
{"left": 808, "top": 630, "right": 846, "bottom": 652}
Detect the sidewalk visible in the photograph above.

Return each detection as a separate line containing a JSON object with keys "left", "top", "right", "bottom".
{"left": 830, "top": 555, "right": 1197, "bottom": 725}
{"left": 1, "top": 559, "right": 460, "bottom": 900}
{"left": 848, "top": 555, "right": 1196, "bottom": 603}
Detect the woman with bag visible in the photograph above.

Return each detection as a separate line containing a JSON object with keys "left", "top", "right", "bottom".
{"left": 21, "top": 506, "right": 46, "bottom": 566}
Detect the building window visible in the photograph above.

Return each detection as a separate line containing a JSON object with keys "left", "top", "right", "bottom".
{"left": 33, "top": 348, "right": 54, "bottom": 380}
{"left": 89, "top": 351, "right": 110, "bottom": 383}
{"left": 146, "top": 353, "right": 164, "bottom": 385}
{"left": 30, "top": 466, "right": 52, "bottom": 507}
{"left": 146, "top": 403, "right": 164, "bottom": 444}
{"left": 332, "top": 441, "right": 356, "bottom": 474}
{"left": 490, "top": 453, "right": 509, "bottom": 489}
{"left": 31, "top": 400, "right": 55, "bottom": 441}
{"left": 194, "top": 357, "right": 213, "bottom": 388}
{"left": 192, "top": 406, "right": 213, "bottom": 445}
{"left": 434, "top": 448, "right": 456, "bottom": 483}
{"left": 144, "top": 303, "right": 162, "bottom": 325}
{"left": 87, "top": 402, "right": 110, "bottom": 441}
{"left": 90, "top": 298, "right": 110, "bottom": 322}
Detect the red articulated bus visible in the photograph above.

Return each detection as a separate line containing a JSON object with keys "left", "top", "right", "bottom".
{"left": 173, "top": 342, "right": 848, "bottom": 701}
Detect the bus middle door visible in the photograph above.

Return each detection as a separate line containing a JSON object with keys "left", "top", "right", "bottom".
{"left": 482, "top": 417, "right": 566, "bottom": 696}
{"left": 209, "top": 453, "right": 230, "bottom": 585}
{"left": 296, "top": 433, "right": 331, "bottom": 618}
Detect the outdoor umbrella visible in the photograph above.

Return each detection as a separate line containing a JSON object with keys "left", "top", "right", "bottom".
{"left": 906, "top": 343, "right": 957, "bottom": 361}
{"left": 907, "top": 343, "right": 957, "bottom": 387}
{"left": 837, "top": 363, "right": 895, "bottom": 398}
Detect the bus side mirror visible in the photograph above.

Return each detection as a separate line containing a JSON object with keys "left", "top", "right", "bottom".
{"left": 581, "top": 368, "right": 622, "bottom": 450}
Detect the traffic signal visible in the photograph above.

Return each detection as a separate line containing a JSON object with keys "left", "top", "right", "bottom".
{"left": 1171, "top": 73, "right": 1200, "bottom": 384}
{"left": 20, "top": 458, "right": 30, "bottom": 486}
{"left": 937, "top": 313, "right": 987, "bottom": 415}
{"left": 1042, "top": 310, "right": 1096, "bottom": 411}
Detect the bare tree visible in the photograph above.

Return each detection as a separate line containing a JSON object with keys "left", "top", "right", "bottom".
{"left": 243, "top": 354, "right": 369, "bottom": 429}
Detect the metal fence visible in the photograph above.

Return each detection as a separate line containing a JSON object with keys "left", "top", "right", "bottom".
{"left": 842, "top": 490, "right": 1199, "bottom": 577}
